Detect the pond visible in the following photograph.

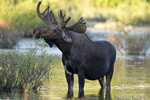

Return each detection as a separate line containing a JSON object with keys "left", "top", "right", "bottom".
{"left": 0, "top": 56, "right": 150, "bottom": 100}
{"left": 0, "top": 28, "right": 150, "bottom": 100}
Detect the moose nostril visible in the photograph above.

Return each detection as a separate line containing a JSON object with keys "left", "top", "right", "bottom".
{"left": 33, "top": 29, "right": 36, "bottom": 35}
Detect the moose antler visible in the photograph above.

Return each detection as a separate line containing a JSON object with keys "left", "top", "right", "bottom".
{"left": 58, "top": 10, "right": 71, "bottom": 28}
{"left": 66, "top": 17, "right": 87, "bottom": 33}
{"left": 58, "top": 10, "right": 87, "bottom": 33}
{"left": 37, "top": 1, "right": 58, "bottom": 26}
{"left": 37, "top": 1, "right": 87, "bottom": 33}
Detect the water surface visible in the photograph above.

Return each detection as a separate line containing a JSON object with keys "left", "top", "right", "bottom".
{"left": 0, "top": 56, "right": 150, "bottom": 100}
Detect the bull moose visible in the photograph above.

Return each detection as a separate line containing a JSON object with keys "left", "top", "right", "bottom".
{"left": 33, "top": 1, "right": 116, "bottom": 99}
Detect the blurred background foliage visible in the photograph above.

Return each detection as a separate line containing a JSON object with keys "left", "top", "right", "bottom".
{"left": 0, "top": 0, "right": 150, "bottom": 30}
{"left": 106, "top": 31, "right": 150, "bottom": 55}
{"left": 1, "top": 0, "right": 150, "bottom": 52}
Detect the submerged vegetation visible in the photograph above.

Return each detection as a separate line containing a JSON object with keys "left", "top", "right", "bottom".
{"left": 0, "top": 39, "right": 51, "bottom": 91}
{"left": 106, "top": 31, "right": 150, "bottom": 55}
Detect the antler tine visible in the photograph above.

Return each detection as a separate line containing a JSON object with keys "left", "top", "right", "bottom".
{"left": 37, "top": 1, "right": 58, "bottom": 26}
{"left": 37, "top": 1, "right": 49, "bottom": 25}
{"left": 65, "top": 17, "right": 87, "bottom": 33}
{"left": 37, "top": 1, "right": 42, "bottom": 18}
{"left": 75, "top": 17, "right": 86, "bottom": 25}
{"left": 57, "top": 8, "right": 86, "bottom": 33}
{"left": 58, "top": 10, "right": 71, "bottom": 28}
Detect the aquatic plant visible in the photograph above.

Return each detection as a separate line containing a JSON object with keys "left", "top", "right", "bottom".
{"left": 0, "top": 39, "right": 51, "bottom": 91}
{"left": 106, "top": 31, "right": 150, "bottom": 55}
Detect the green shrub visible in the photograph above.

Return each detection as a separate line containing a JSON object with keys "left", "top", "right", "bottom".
{"left": 0, "top": 28, "right": 22, "bottom": 49}
{"left": 106, "top": 31, "right": 150, "bottom": 55}
{"left": 0, "top": 39, "right": 51, "bottom": 90}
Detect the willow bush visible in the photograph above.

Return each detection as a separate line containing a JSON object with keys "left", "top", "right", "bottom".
{"left": 0, "top": 39, "right": 51, "bottom": 91}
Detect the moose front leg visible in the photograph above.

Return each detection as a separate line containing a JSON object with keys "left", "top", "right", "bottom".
{"left": 78, "top": 70, "right": 85, "bottom": 98}
{"left": 65, "top": 70, "right": 74, "bottom": 98}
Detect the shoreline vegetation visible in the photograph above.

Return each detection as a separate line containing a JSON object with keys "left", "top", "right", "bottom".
{"left": 0, "top": 39, "right": 52, "bottom": 91}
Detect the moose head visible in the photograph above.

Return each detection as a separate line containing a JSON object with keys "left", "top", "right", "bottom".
{"left": 33, "top": 1, "right": 87, "bottom": 44}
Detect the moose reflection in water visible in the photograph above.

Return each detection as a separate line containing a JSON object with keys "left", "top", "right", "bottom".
{"left": 98, "top": 88, "right": 112, "bottom": 100}
{"left": 33, "top": 1, "right": 116, "bottom": 99}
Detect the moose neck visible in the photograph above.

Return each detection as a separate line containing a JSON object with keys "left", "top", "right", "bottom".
{"left": 54, "top": 38, "right": 72, "bottom": 55}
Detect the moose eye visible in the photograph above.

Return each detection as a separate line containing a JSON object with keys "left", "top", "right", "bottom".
{"left": 52, "top": 29, "right": 57, "bottom": 33}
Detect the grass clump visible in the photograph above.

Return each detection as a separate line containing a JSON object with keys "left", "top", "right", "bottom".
{"left": 0, "top": 39, "right": 51, "bottom": 91}
{"left": 106, "top": 31, "right": 150, "bottom": 55}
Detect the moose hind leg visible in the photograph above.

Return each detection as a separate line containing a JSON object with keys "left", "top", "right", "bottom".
{"left": 105, "top": 64, "right": 114, "bottom": 100}
{"left": 65, "top": 71, "right": 74, "bottom": 98}
{"left": 106, "top": 64, "right": 114, "bottom": 90}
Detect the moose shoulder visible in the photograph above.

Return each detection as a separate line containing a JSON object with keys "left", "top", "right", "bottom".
{"left": 33, "top": 1, "right": 116, "bottom": 99}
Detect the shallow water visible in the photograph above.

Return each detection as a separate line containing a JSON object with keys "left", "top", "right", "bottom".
{"left": 0, "top": 55, "right": 150, "bottom": 100}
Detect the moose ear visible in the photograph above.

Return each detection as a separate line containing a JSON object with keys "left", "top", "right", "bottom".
{"left": 62, "top": 32, "right": 72, "bottom": 43}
